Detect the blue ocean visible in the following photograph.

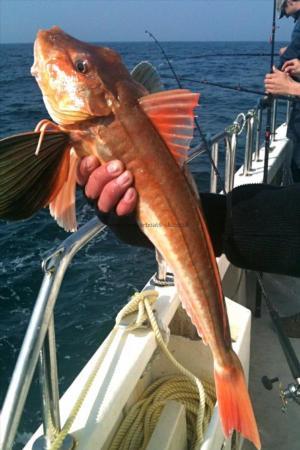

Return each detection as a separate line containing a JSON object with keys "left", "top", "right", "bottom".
{"left": 0, "top": 40, "right": 285, "bottom": 448}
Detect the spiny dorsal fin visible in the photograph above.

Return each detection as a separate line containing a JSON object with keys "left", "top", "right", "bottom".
{"left": 131, "top": 61, "right": 163, "bottom": 93}
{"left": 139, "top": 89, "right": 200, "bottom": 166}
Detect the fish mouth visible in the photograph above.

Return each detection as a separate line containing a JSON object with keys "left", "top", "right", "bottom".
{"left": 43, "top": 95, "right": 93, "bottom": 126}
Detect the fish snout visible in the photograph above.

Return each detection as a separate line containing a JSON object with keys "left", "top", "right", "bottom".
{"left": 30, "top": 61, "right": 39, "bottom": 78}
{"left": 32, "top": 26, "right": 65, "bottom": 79}
{"left": 36, "top": 26, "right": 64, "bottom": 42}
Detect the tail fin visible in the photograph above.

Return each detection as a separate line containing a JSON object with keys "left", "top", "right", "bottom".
{"left": 214, "top": 350, "right": 261, "bottom": 449}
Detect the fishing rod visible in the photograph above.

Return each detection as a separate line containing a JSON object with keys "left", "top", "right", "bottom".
{"left": 162, "top": 74, "right": 300, "bottom": 102}
{"left": 145, "top": 29, "right": 226, "bottom": 193}
{"left": 263, "top": 0, "right": 277, "bottom": 184}
{"left": 255, "top": 0, "right": 278, "bottom": 321}
{"left": 145, "top": 30, "right": 183, "bottom": 88}
{"left": 161, "top": 75, "right": 267, "bottom": 96}
{"left": 176, "top": 53, "right": 276, "bottom": 59}
{"left": 255, "top": 0, "right": 277, "bottom": 317}
{"left": 257, "top": 273, "right": 300, "bottom": 409}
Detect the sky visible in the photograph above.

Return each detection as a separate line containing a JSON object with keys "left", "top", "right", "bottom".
{"left": 0, "top": 0, "right": 295, "bottom": 44}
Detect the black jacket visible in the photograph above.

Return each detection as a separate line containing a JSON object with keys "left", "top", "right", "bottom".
{"left": 279, "top": 13, "right": 300, "bottom": 66}
{"left": 96, "top": 183, "right": 300, "bottom": 278}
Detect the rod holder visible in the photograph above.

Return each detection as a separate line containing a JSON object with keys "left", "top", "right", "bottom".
{"left": 271, "top": 98, "right": 278, "bottom": 139}
{"left": 153, "top": 249, "right": 174, "bottom": 286}
{"left": 255, "top": 108, "right": 262, "bottom": 161}
{"left": 210, "top": 142, "right": 219, "bottom": 193}
{"left": 243, "top": 111, "right": 255, "bottom": 176}
{"left": 225, "top": 134, "right": 237, "bottom": 192}
{"left": 286, "top": 99, "right": 292, "bottom": 124}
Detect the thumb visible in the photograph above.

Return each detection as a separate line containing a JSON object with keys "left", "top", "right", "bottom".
{"left": 272, "top": 65, "right": 279, "bottom": 73}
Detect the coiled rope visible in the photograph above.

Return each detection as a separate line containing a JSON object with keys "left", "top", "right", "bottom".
{"left": 48, "top": 290, "right": 215, "bottom": 450}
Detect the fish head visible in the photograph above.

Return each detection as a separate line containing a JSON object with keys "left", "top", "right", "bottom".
{"left": 31, "top": 26, "right": 135, "bottom": 126}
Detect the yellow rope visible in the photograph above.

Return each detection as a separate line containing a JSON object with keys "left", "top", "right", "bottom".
{"left": 109, "top": 291, "right": 216, "bottom": 450}
{"left": 49, "top": 328, "right": 118, "bottom": 450}
{"left": 48, "top": 290, "right": 215, "bottom": 450}
{"left": 48, "top": 291, "right": 157, "bottom": 450}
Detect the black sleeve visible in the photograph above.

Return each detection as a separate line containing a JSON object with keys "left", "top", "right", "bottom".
{"left": 96, "top": 192, "right": 227, "bottom": 254}
{"left": 97, "top": 209, "right": 154, "bottom": 249}
{"left": 279, "top": 19, "right": 300, "bottom": 67}
{"left": 95, "top": 183, "right": 300, "bottom": 277}
{"left": 223, "top": 183, "right": 300, "bottom": 277}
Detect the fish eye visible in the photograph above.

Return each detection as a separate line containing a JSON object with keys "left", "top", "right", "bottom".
{"left": 75, "top": 60, "right": 89, "bottom": 74}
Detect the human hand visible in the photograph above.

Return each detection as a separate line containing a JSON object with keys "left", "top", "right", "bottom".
{"left": 264, "top": 66, "right": 298, "bottom": 96}
{"left": 76, "top": 156, "right": 137, "bottom": 216}
{"left": 282, "top": 58, "right": 300, "bottom": 77}
{"left": 279, "top": 46, "right": 287, "bottom": 56}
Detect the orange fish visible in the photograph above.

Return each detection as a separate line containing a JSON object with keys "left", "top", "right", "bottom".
{"left": 0, "top": 27, "right": 260, "bottom": 448}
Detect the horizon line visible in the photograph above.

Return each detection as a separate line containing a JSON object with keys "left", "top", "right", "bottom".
{"left": 0, "top": 39, "right": 289, "bottom": 45}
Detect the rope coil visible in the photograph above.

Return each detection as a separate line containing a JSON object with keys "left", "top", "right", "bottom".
{"left": 48, "top": 290, "right": 215, "bottom": 450}
{"left": 109, "top": 290, "right": 216, "bottom": 450}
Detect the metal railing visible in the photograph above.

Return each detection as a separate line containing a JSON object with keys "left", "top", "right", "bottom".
{"left": 0, "top": 97, "right": 291, "bottom": 450}
{"left": 189, "top": 97, "right": 291, "bottom": 192}
{"left": 1, "top": 217, "right": 106, "bottom": 450}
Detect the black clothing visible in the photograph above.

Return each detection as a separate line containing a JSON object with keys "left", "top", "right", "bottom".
{"left": 222, "top": 183, "right": 300, "bottom": 277}
{"left": 291, "top": 159, "right": 300, "bottom": 182}
{"left": 279, "top": 13, "right": 300, "bottom": 66}
{"left": 96, "top": 183, "right": 300, "bottom": 278}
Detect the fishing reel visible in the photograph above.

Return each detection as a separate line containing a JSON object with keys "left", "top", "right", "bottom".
{"left": 261, "top": 375, "right": 300, "bottom": 411}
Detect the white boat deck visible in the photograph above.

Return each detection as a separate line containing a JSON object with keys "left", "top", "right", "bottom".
{"left": 243, "top": 274, "right": 300, "bottom": 450}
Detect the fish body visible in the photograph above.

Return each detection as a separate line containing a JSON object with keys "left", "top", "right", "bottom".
{"left": 0, "top": 27, "right": 260, "bottom": 448}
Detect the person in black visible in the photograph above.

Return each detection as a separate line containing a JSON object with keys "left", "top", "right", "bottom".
{"left": 77, "top": 156, "right": 300, "bottom": 337}
{"left": 277, "top": 0, "right": 300, "bottom": 181}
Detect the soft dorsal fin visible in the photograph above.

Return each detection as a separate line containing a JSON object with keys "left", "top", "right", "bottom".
{"left": 131, "top": 61, "right": 163, "bottom": 93}
{"left": 139, "top": 89, "right": 200, "bottom": 166}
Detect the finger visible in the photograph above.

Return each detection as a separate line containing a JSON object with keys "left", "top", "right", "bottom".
{"left": 264, "top": 82, "right": 275, "bottom": 93}
{"left": 264, "top": 80, "right": 276, "bottom": 88}
{"left": 76, "top": 156, "right": 100, "bottom": 186}
{"left": 85, "top": 160, "right": 124, "bottom": 199}
{"left": 115, "top": 188, "right": 138, "bottom": 216}
{"left": 282, "top": 61, "right": 293, "bottom": 71}
{"left": 97, "top": 170, "right": 134, "bottom": 212}
{"left": 265, "top": 73, "right": 273, "bottom": 80}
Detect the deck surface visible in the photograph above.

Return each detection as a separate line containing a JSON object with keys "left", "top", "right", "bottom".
{"left": 243, "top": 274, "right": 300, "bottom": 450}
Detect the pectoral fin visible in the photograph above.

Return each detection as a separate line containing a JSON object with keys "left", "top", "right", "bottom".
{"left": 0, "top": 131, "right": 71, "bottom": 220}
{"left": 49, "top": 149, "right": 79, "bottom": 232}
